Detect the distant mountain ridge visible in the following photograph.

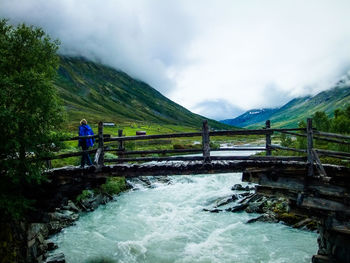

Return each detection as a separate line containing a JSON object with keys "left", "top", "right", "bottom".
{"left": 54, "top": 56, "right": 232, "bottom": 130}
{"left": 221, "top": 108, "right": 279, "bottom": 127}
{"left": 220, "top": 72, "right": 350, "bottom": 128}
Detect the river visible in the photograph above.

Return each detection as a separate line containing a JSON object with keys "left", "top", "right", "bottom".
{"left": 51, "top": 151, "right": 318, "bottom": 263}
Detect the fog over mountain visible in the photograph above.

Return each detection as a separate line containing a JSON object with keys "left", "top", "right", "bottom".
{"left": 1, "top": 0, "right": 350, "bottom": 119}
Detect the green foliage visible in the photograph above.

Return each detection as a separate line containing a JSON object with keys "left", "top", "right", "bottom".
{"left": 272, "top": 106, "right": 350, "bottom": 166}
{"left": 0, "top": 20, "right": 63, "bottom": 219}
{"left": 76, "top": 190, "right": 93, "bottom": 202}
{"left": 280, "top": 133, "right": 292, "bottom": 147}
{"left": 296, "top": 121, "right": 307, "bottom": 150}
{"left": 313, "top": 111, "right": 330, "bottom": 132}
{"left": 100, "top": 177, "right": 127, "bottom": 196}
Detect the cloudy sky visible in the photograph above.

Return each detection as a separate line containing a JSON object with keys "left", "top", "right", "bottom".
{"left": 1, "top": 0, "right": 350, "bottom": 120}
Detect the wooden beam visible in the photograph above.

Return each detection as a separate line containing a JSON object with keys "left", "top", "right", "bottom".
{"left": 312, "top": 149, "right": 327, "bottom": 178}
{"left": 104, "top": 155, "right": 306, "bottom": 163}
{"left": 316, "top": 149, "right": 350, "bottom": 158}
{"left": 313, "top": 136, "right": 350, "bottom": 145}
{"left": 43, "top": 148, "right": 98, "bottom": 160}
{"left": 277, "top": 130, "right": 307, "bottom": 137}
{"left": 314, "top": 131, "right": 350, "bottom": 140}
{"left": 97, "top": 121, "right": 104, "bottom": 166}
{"left": 105, "top": 132, "right": 202, "bottom": 142}
{"left": 118, "top": 129, "right": 124, "bottom": 159}
{"left": 202, "top": 120, "right": 211, "bottom": 163}
{"left": 105, "top": 148, "right": 202, "bottom": 155}
{"left": 307, "top": 118, "right": 314, "bottom": 177}
{"left": 265, "top": 120, "right": 272, "bottom": 156}
{"left": 210, "top": 129, "right": 272, "bottom": 136}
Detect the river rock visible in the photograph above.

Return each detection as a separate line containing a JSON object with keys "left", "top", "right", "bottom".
{"left": 216, "top": 197, "right": 235, "bottom": 207}
{"left": 46, "top": 240, "right": 58, "bottom": 251}
{"left": 45, "top": 253, "right": 65, "bottom": 263}
{"left": 246, "top": 212, "right": 278, "bottom": 224}
{"left": 231, "top": 184, "right": 244, "bottom": 191}
{"left": 245, "top": 201, "right": 265, "bottom": 213}
{"left": 61, "top": 200, "right": 79, "bottom": 212}
{"left": 49, "top": 210, "right": 79, "bottom": 221}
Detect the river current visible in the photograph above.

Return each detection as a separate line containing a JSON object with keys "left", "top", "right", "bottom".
{"left": 52, "top": 151, "right": 318, "bottom": 263}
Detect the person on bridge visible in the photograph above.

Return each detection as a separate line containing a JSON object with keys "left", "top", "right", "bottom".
{"left": 78, "top": 119, "right": 94, "bottom": 168}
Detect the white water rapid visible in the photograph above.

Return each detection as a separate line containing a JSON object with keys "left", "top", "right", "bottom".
{"left": 51, "top": 151, "right": 318, "bottom": 263}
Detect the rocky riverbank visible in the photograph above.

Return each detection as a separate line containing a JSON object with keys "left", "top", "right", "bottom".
{"left": 27, "top": 191, "right": 116, "bottom": 263}
{"left": 29, "top": 176, "right": 170, "bottom": 263}
{"left": 204, "top": 183, "right": 318, "bottom": 231}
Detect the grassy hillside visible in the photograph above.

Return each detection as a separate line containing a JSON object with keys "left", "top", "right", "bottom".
{"left": 221, "top": 77, "right": 350, "bottom": 128}
{"left": 55, "top": 56, "right": 232, "bottom": 131}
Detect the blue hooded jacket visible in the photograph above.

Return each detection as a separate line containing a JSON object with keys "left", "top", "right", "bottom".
{"left": 78, "top": 124, "right": 95, "bottom": 148}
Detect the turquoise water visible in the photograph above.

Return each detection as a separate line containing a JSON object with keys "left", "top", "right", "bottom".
{"left": 52, "top": 172, "right": 318, "bottom": 263}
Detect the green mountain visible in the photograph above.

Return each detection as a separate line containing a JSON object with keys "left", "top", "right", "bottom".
{"left": 221, "top": 74, "right": 350, "bottom": 128}
{"left": 55, "top": 56, "right": 231, "bottom": 130}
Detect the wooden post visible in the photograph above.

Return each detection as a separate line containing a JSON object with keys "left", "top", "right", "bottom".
{"left": 46, "top": 160, "right": 52, "bottom": 169}
{"left": 202, "top": 120, "right": 211, "bottom": 163}
{"left": 307, "top": 118, "right": 314, "bottom": 177}
{"left": 118, "top": 129, "right": 124, "bottom": 159}
{"left": 265, "top": 120, "right": 271, "bottom": 156}
{"left": 98, "top": 121, "right": 104, "bottom": 166}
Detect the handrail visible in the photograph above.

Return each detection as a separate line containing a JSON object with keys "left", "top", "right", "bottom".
{"left": 43, "top": 119, "right": 350, "bottom": 171}
{"left": 314, "top": 131, "right": 350, "bottom": 140}
{"left": 63, "top": 134, "right": 111, "bottom": 141}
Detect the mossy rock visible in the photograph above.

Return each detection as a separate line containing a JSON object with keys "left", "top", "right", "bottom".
{"left": 277, "top": 212, "right": 305, "bottom": 225}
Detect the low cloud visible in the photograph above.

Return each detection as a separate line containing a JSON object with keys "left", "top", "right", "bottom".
{"left": 192, "top": 99, "right": 244, "bottom": 120}
{"left": 1, "top": 0, "right": 350, "bottom": 117}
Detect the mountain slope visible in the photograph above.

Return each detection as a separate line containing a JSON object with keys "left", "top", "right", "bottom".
{"left": 55, "top": 56, "right": 231, "bottom": 130}
{"left": 221, "top": 74, "right": 350, "bottom": 128}
{"left": 221, "top": 108, "right": 279, "bottom": 127}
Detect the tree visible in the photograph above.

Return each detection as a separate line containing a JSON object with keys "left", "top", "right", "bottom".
{"left": 296, "top": 120, "right": 307, "bottom": 150}
{"left": 313, "top": 111, "right": 330, "bottom": 132}
{"left": 0, "top": 20, "right": 64, "bottom": 218}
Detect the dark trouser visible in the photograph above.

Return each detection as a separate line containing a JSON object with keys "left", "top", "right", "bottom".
{"left": 81, "top": 145, "right": 92, "bottom": 167}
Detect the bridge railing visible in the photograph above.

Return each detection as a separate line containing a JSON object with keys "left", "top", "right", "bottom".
{"left": 44, "top": 119, "right": 350, "bottom": 171}
{"left": 269, "top": 118, "right": 350, "bottom": 178}
{"left": 101, "top": 120, "right": 307, "bottom": 164}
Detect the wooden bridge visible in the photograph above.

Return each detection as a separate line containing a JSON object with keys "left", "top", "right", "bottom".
{"left": 44, "top": 119, "right": 350, "bottom": 263}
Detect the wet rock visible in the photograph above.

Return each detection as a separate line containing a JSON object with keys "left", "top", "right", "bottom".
{"left": 226, "top": 203, "right": 248, "bottom": 212}
{"left": 245, "top": 185, "right": 255, "bottom": 191}
{"left": 27, "top": 223, "right": 48, "bottom": 241}
{"left": 203, "top": 208, "right": 222, "bottom": 213}
{"left": 246, "top": 212, "right": 278, "bottom": 224}
{"left": 62, "top": 200, "right": 79, "bottom": 212}
{"left": 49, "top": 210, "right": 79, "bottom": 222}
{"left": 231, "top": 184, "right": 244, "bottom": 191}
{"left": 46, "top": 240, "right": 58, "bottom": 251}
{"left": 245, "top": 201, "right": 265, "bottom": 213}
{"left": 239, "top": 192, "right": 251, "bottom": 197}
{"left": 45, "top": 253, "right": 65, "bottom": 263}
{"left": 216, "top": 197, "right": 235, "bottom": 208}
{"left": 231, "top": 194, "right": 240, "bottom": 201}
